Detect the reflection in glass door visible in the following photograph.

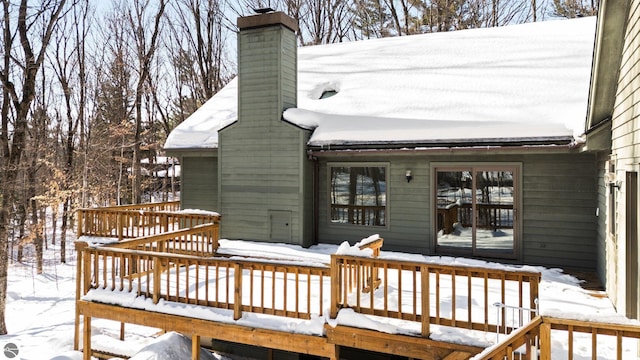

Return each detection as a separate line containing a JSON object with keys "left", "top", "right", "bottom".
{"left": 435, "top": 166, "right": 517, "bottom": 258}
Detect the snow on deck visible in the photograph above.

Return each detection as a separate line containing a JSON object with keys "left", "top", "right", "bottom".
{"left": 80, "top": 238, "right": 639, "bottom": 357}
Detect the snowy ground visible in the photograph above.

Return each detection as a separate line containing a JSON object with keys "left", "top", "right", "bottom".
{"left": 1, "top": 232, "right": 639, "bottom": 359}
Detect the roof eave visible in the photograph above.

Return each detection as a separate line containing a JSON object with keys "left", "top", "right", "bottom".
{"left": 164, "top": 147, "right": 219, "bottom": 157}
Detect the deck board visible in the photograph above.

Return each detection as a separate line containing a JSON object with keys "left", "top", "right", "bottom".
{"left": 77, "top": 300, "right": 338, "bottom": 358}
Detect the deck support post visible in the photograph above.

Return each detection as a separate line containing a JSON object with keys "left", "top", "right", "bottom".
{"left": 191, "top": 334, "right": 200, "bottom": 360}
{"left": 83, "top": 316, "right": 91, "bottom": 360}
{"left": 74, "top": 241, "right": 87, "bottom": 350}
{"left": 120, "top": 322, "right": 125, "bottom": 341}
{"left": 329, "top": 345, "right": 340, "bottom": 360}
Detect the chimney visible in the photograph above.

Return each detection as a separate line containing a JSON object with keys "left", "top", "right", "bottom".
{"left": 237, "top": 11, "right": 299, "bottom": 123}
{"left": 219, "top": 12, "right": 312, "bottom": 247}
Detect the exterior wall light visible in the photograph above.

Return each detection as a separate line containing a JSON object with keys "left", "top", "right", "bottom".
{"left": 406, "top": 169, "right": 412, "bottom": 183}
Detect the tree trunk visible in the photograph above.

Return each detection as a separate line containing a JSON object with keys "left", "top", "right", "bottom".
{"left": 0, "top": 0, "right": 68, "bottom": 334}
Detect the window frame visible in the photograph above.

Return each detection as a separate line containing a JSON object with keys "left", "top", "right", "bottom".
{"left": 327, "top": 162, "right": 390, "bottom": 228}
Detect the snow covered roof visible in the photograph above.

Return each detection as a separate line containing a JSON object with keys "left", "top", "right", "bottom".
{"left": 164, "top": 17, "right": 596, "bottom": 150}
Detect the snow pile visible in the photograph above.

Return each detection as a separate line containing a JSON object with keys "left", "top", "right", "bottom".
{"left": 128, "top": 332, "right": 217, "bottom": 360}
{"left": 47, "top": 352, "right": 84, "bottom": 360}
{"left": 177, "top": 208, "right": 221, "bottom": 217}
{"left": 335, "top": 234, "right": 382, "bottom": 257}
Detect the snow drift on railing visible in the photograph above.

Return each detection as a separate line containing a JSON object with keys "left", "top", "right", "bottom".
{"left": 335, "top": 233, "right": 381, "bottom": 257}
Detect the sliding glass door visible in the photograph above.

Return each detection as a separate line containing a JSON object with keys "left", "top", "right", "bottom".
{"left": 435, "top": 165, "right": 519, "bottom": 258}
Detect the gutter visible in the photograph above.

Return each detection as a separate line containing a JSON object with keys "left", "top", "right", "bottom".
{"left": 307, "top": 143, "right": 584, "bottom": 157}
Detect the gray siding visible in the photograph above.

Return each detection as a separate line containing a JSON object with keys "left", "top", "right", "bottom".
{"left": 520, "top": 154, "right": 597, "bottom": 268}
{"left": 317, "top": 152, "right": 598, "bottom": 270}
{"left": 595, "top": 153, "right": 608, "bottom": 286}
{"left": 612, "top": 0, "right": 640, "bottom": 166}
{"left": 180, "top": 156, "right": 218, "bottom": 212}
{"left": 608, "top": 0, "right": 640, "bottom": 318}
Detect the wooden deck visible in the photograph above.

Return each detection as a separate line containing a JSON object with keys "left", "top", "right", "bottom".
{"left": 74, "top": 202, "right": 640, "bottom": 360}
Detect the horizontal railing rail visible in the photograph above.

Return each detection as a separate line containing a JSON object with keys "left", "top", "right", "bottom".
{"left": 76, "top": 208, "right": 220, "bottom": 240}
{"left": 76, "top": 243, "right": 330, "bottom": 321}
{"left": 97, "top": 201, "right": 181, "bottom": 212}
{"left": 105, "top": 223, "right": 219, "bottom": 257}
{"left": 330, "top": 254, "right": 540, "bottom": 337}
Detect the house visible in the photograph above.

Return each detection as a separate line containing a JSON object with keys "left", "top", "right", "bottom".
{"left": 70, "top": 6, "right": 640, "bottom": 358}
{"left": 585, "top": 0, "right": 640, "bottom": 321}
{"left": 165, "top": 11, "right": 601, "bottom": 271}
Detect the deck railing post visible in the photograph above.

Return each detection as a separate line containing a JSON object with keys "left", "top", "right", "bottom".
{"left": 117, "top": 212, "right": 124, "bottom": 241}
{"left": 421, "top": 265, "right": 430, "bottom": 338}
{"left": 530, "top": 275, "right": 540, "bottom": 311}
{"left": 83, "top": 249, "right": 92, "bottom": 296}
{"left": 77, "top": 210, "right": 84, "bottom": 238}
{"left": 233, "top": 263, "right": 242, "bottom": 320}
{"left": 153, "top": 256, "right": 161, "bottom": 304}
{"left": 539, "top": 320, "right": 551, "bottom": 360}
{"left": 330, "top": 255, "right": 340, "bottom": 319}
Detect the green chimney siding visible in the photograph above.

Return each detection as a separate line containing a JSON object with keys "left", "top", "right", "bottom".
{"left": 218, "top": 16, "right": 313, "bottom": 246}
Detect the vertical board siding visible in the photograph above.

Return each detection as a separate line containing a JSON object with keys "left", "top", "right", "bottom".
{"left": 181, "top": 156, "right": 218, "bottom": 212}
{"left": 317, "top": 152, "right": 597, "bottom": 270}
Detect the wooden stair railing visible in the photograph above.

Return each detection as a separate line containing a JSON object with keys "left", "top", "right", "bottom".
{"left": 77, "top": 208, "right": 220, "bottom": 240}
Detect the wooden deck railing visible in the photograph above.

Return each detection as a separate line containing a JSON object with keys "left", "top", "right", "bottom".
{"left": 75, "top": 202, "right": 640, "bottom": 359}
{"left": 76, "top": 243, "right": 330, "bottom": 321}
{"left": 76, "top": 208, "right": 220, "bottom": 240}
{"left": 330, "top": 255, "right": 540, "bottom": 337}
{"left": 472, "top": 316, "right": 640, "bottom": 360}
{"left": 542, "top": 317, "right": 640, "bottom": 360}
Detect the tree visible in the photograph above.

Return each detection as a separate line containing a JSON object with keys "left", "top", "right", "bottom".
{"left": 48, "top": 0, "right": 91, "bottom": 262}
{"left": 168, "top": 0, "right": 231, "bottom": 104}
{"left": 127, "top": 0, "right": 166, "bottom": 204}
{"left": 0, "top": 0, "right": 69, "bottom": 335}
{"left": 353, "top": 0, "right": 392, "bottom": 38}
{"left": 552, "top": 0, "right": 597, "bottom": 18}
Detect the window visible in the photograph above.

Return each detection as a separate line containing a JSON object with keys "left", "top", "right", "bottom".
{"left": 330, "top": 165, "right": 386, "bottom": 226}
